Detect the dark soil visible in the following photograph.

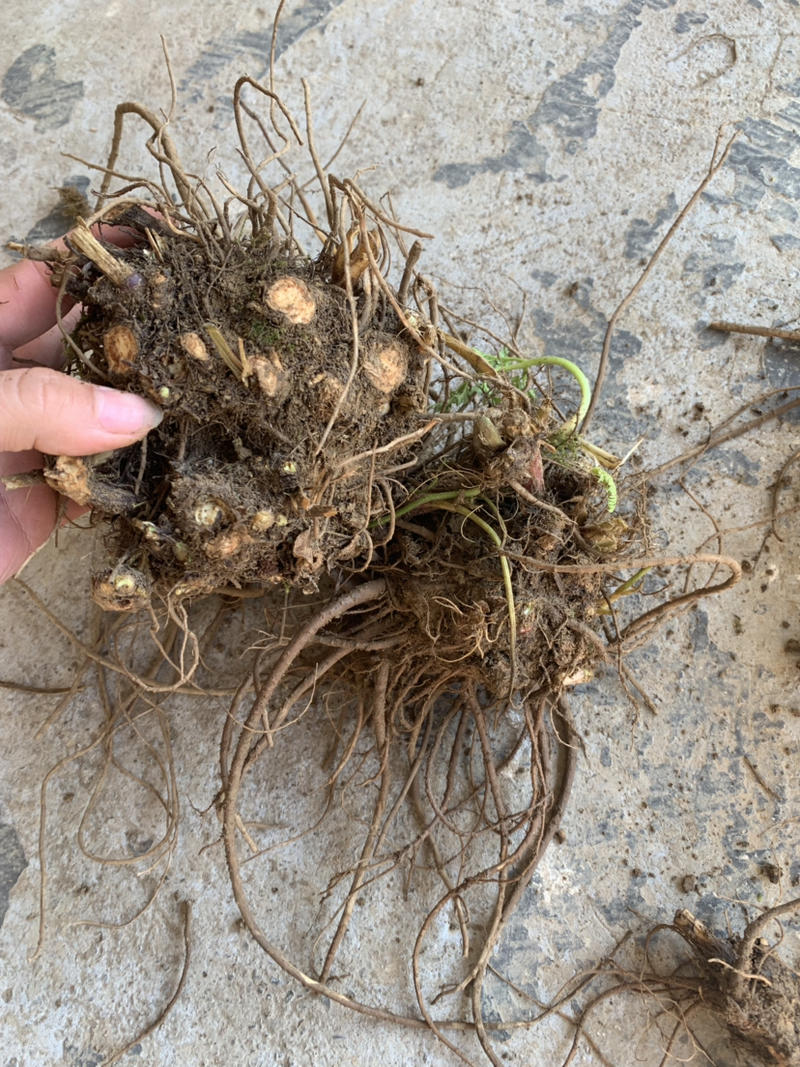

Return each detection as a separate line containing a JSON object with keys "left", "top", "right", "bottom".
{"left": 51, "top": 207, "right": 428, "bottom": 599}
{"left": 34, "top": 186, "right": 633, "bottom": 703}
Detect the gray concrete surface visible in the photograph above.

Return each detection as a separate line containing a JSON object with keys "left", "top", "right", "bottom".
{"left": 2, "top": 2, "right": 800, "bottom": 1064}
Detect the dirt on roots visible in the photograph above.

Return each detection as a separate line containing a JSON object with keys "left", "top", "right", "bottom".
{"left": 9, "top": 61, "right": 773, "bottom": 1067}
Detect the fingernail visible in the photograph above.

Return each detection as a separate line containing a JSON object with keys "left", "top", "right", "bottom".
{"left": 95, "top": 387, "right": 164, "bottom": 434}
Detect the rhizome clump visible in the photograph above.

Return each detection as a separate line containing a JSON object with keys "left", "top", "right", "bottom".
{"left": 37, "top": 108, "right": 624, "bottom": 698}
{"left": 50, "top": 207, "right": 428, "bottom": 600}
{"left": 13, "top": 68, "right": 748, "bottom": 1067}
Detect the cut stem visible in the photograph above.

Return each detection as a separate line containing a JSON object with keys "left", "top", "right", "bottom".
{"left": 68, "top": 219, "right": 135, "bottom": 287}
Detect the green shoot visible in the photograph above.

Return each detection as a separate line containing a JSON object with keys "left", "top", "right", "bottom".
{"left": 591, "top": 466, "right": 618, "bottom": 513}
{"left": 374, "top": 487, "right": 482, "bottom": 526}
{"left": 437, "top": 335, "right": 619, "bottom": 513}
{"left": 596, "top": 567, "right": 651, "bottom": 614}
{"left": 431, "top": 500, "right": 517, "bottom": 681}
{"left": 491, "top": 352, "right": 592, "bottom": 426}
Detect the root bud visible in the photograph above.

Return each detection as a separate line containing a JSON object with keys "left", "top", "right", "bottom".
{"left": 91, "top": 565, "right": 150, "bottom": 611}
{"left": 264, "top": 276, "right": 316, "bottom": 324}
{"left": 179, "top": 331, "right": 209, "bottom": 362}
{"left": 103, "top": 324, "right": 139, "bottom": 374}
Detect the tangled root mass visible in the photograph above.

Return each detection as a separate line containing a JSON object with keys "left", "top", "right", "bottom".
{"left": 17, "top": 67, "right": 753, "bottom": 1066}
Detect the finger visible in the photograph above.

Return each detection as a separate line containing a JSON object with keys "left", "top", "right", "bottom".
{"left": 0, "top": 258, "right": 64, "bottom": 352}
{"left": 0, "top": 225, "right": 143, "bottom": 352}
{"left": 0, "top": 490, "right": 58, "bottom": 583}
{"left": 10, "top": 308, "right": 81, "bottom": 370}
{"left": 0, "top": 368, "right": 163, "bottom": 455}
{"left": 0, "top": 451, "right": 57, "bottom": 584}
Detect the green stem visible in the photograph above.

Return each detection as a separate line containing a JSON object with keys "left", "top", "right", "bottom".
{"left": 591, "top": 466, "right": 618, "bottom": 513}
{"left": 434, "top": 502, "right": 517, "bottom": 676}
{"left": 375, "top": 487, "right": 481, "bottom": 527}
{"left": 499, "top": 355, "right": 592, "bottom": 426}
{"left": 596, "top": 567, "right": 650, "bottom": 614}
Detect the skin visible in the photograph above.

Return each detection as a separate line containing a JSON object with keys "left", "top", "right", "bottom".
{"left": 0, "top": 254, "right": 162, "bottom": 584}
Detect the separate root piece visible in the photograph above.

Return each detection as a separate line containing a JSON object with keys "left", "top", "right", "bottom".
{"left": 563, "top": 904, "right": 800, "bottom": 1067}
{"left": 581, "top": 129, "right": 737, "bottom": 432}
{"left": 710, "top": 320, "right": 800, "bottom": 344}
{"left": 104, "top": 901, "right": 192, "bottom": 1066}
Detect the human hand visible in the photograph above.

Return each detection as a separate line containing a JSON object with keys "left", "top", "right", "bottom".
{"left": 0, "top": 254, "right": 162, "bottom": 583}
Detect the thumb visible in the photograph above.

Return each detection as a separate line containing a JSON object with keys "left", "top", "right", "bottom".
{"left": 0, "top": 368, "right": 163, "bottom": 455}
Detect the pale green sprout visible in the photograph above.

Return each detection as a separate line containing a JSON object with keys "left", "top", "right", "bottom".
{"left": 440, "top": 341, "right": 618, "bottom": 512}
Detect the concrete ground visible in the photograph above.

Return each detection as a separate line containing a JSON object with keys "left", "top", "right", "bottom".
{"left": 2, "top": 2, "right": 800, "bottom": 1064}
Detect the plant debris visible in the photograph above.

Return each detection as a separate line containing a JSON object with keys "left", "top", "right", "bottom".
{"left": 559, "top": 904, "right": 800, "bottom": 1066}
{"left": 673, "top": 905, "right": 800, "bottom": 1066}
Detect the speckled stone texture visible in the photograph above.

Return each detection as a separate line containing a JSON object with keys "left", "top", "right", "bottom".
{"left": 1, "top": 2, "right": 799, "bottom": 1064}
